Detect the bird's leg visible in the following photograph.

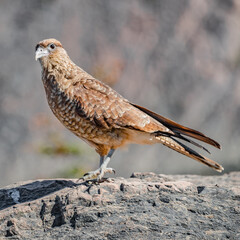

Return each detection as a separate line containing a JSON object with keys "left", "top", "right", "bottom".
{"left": 82, "top": 149, "right": 116, "bottom": 181}
{"left": 99, "top": 155, "right": 104, "bottom": 167}
{"left": 97, "top": 149, "right": 115, "bottom": 180}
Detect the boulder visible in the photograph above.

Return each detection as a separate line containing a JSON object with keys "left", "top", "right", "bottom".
{"left": 0, "top": 172, "right": 239, "bottom": 239}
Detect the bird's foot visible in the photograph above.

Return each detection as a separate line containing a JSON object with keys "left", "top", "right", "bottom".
{"left": 82, "top": 167, "right": 115, "bottom": 181}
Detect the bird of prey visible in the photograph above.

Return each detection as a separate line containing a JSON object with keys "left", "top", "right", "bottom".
{"left": 35, "top": 38, "right": 223, "bottom": 180}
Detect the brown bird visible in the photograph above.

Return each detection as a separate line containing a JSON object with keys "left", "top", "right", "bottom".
{"left": 35, "top": 38, "right": 223, "bottom": 180}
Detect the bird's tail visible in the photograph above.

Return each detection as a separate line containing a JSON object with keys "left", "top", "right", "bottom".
{"left": 155, "top": 135, "right": 224, "bottom": 172}
{"left": 131, "top": 103, "right": 223, "bottom": 172}
{"left": 132, "top": 103, "right": 221, "bottom": 149}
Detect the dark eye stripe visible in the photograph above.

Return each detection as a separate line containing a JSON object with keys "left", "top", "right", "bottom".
{"left": 35, "top": 44, "right": 40, "bottom": 51}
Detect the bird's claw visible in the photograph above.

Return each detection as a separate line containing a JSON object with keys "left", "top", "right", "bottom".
{"left": 82, "top": 167, "right": 115, "bottom": 181}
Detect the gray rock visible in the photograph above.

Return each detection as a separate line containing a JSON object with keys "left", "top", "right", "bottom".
{"left": 0, "top": 172, "right": 239, "bottom": 239}
{"left": 1, "top": 0, "right": 240, "bottom": 186}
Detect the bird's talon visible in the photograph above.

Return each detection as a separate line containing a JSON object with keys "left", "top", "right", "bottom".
{"left": 82, "top": 167, "right": 115, "bottom": 181}
{"left": 77, "top": 177, "right": 84, "bottom": 182}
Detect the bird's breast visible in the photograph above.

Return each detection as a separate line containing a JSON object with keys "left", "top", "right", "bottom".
{"left": 43, "top": 75, "right": 85, "bottom": 132}
{"left": 42, "top": 74, "right": 124, "bottom": 146}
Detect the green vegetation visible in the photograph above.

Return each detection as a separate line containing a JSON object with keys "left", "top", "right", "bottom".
{"left": 40, "top": 142, "right": 82, "bottom": 156}
{"left": 58, "top": 165, "right": 87, "bottom": 178}
{"left": 39, "top": 132, "right": 85, "bottom": 156}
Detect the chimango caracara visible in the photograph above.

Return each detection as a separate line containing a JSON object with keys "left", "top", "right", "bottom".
{"left": 35, "top": 38, "right": 223, "bottom": 180}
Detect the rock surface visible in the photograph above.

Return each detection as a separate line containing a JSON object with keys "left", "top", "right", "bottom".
{"left": 0, "top": 172, "right": 239, "bottom": 239}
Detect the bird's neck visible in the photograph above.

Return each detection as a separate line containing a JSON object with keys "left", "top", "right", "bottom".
{"left": 40, "top": 53, "right": 93, "bottom": 100}
{"left": 41, "top": 56, "right": 76, "bottom": 92}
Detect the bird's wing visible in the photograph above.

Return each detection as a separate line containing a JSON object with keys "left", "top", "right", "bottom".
{"left": 72, "top": 77, "right": 223, "bottom": 172}
{"left": 72, "top": 78, "right": 169, "bottom": 132}
{"left": 73, "top": 77, "right": 220, "bottom": 151}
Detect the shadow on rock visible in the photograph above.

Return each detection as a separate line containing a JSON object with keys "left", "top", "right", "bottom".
{"left": 0, "top": 179, "right": 77, "bottom": 211}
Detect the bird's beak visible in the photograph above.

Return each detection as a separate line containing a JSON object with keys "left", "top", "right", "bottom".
{"left": 35, "top": 47, "right": 49, "bottom": 61}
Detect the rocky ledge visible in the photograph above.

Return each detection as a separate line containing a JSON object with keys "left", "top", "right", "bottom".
{"left": 0, "top": 172, "right": 239, "bottom": 239}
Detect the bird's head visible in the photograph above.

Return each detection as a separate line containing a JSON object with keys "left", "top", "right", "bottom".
{"left": 35, "top": 38, "right": 64, "bottom": 62}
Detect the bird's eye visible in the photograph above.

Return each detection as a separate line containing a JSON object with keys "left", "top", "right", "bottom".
{"left": 49, "top": 43, "right": 56, "bottom": 50}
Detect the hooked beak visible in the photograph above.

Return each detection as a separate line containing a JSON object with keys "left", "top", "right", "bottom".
{"left": 35, "top": 47, "right": 49, "bottom": 61}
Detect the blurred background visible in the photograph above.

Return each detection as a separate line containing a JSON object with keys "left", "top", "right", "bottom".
{"left": 0, "top": 0, "right": 239, "bottom": 187}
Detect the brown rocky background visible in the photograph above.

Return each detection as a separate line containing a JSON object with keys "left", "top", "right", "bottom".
{"left": 0, "top": 0, "right": 240, "bottom": 186}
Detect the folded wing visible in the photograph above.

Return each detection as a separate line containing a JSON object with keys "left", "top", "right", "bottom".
{"left": 71, "top": 77, "right": 223, "bottom": 172}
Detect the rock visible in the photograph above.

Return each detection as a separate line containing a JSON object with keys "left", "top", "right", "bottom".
{"left": 0, "top": 172, "right": 239, "bottom": 239}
